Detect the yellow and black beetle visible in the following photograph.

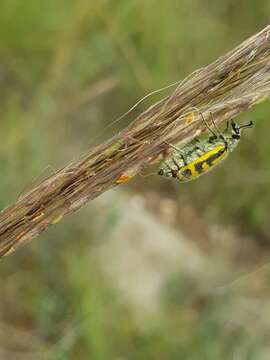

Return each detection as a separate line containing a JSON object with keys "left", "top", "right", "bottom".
{"left": 158, "top": 113, "right": 253, "bottom": 182}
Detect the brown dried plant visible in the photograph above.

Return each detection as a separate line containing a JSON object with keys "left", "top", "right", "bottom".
{"left": 1, "top": 26, "right": 270, "bottom": 258}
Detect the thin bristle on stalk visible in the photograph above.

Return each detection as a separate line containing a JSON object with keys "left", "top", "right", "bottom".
{"left": 1, "top": 26, "right": 270, "bottom": 257}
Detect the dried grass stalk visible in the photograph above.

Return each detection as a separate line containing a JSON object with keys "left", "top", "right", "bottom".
{"left": 1, "top": 26, "right": 270, "bottom": 257}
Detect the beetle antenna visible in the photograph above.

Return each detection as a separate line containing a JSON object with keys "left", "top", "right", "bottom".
{"left": 199, "top": 112, "right": 217, "bottom": 138}
{"left": 239, "top": 120, "right": 254, "bottom": 130}
{"left": 209, "top": 112, "right": 228, "bottom": 142}
{"left": 209, "top": 112, "right": 223, "bottom": 136}
{"left": 231, "top": 120, "right": 239, "bottom": 133}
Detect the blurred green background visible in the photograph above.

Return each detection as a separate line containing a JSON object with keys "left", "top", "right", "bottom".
{"left": 1, "top": 1, "right": 270, "bottom": 359}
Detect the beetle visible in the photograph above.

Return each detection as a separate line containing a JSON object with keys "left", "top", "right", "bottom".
{"left": 158, "top": 113, "right": 253, "bottom": 182}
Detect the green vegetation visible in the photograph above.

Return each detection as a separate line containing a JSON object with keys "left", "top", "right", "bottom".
{"left": 1, "top": 1, "right": 270, "bottom": 359}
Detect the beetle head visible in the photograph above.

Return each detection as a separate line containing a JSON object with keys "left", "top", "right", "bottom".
{"left": 231, "top": 120, "right": 254, "bottom": 139}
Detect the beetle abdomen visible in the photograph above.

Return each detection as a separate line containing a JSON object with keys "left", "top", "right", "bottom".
{"left": 175, "top": 144, "right": 227, "bottom": 181}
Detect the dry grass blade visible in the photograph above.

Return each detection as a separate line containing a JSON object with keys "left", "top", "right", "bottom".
{"left": 1, "top": 26, "right": 270, "bottom": 257}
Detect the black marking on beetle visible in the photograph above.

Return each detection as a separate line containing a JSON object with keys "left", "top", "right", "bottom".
{"left": 193, "top": 147, "right": 226, "bottom": 174}
{"left": 205, "top": 147, "right": 226, "bottom": 166}
{"left": 158, "top": 169, "right": 164, "bottom": 176}
{"left": 181, "top": 168, "right": 192, "bottom": 178}
{"left": 194, "top": 162, "right": 204, "bottom": 173}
